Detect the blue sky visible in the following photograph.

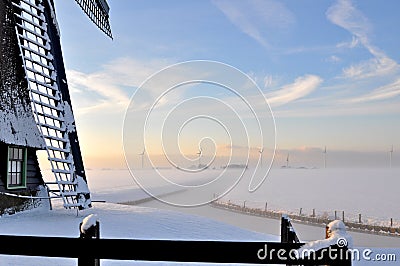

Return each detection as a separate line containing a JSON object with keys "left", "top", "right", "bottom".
{"left": 47, "top": 0, "right": 400, "bottom": 169}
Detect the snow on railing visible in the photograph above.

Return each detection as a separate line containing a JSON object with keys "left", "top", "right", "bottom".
{"left": 211, "top": 198, "right": 400, "bottom": 236}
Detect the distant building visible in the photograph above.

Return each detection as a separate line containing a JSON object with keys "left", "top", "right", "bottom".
{"left": 221, "top": 164, "right": 248, "bottom": 169}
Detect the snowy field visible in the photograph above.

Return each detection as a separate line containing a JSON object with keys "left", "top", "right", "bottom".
{"left": 0, "top": 167, "right": 398, "bottom": 265}
{"left": 84, "top": 167, "right": 400, "bottom": 223}
{"left": 221, "top": 167, "right": 400, "bottom": 226}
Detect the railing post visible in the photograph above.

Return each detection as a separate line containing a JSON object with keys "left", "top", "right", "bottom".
{"left": 281, "top": 215, "right": 289, "bottom": 243}
{"left": 79, "top": 215, "right": 100, "bottom": 266}
{"left": 281, "top": 215, "right": 299, "bottom": 244}
{"left": 325, "top": 224, "right": 329, "bottom": 239}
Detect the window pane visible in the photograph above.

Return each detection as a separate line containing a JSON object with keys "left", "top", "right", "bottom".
{"left": 16, "top": 161, "right": 21, "bottom": 172}
{"left": 16, "top": 173, "right": 22, "bottom": 185}
{"left": 10, "top": 173, "right": 16, "bottom": 185}
{"left": 12, "top": 161, "right": 17, "bottom": 172}
{"left": 9, "top": 148, "right": 13, "bottom": 159}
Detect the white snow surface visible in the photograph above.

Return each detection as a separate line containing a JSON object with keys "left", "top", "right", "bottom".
{"left": 0, "top": 200, "right": 274, "bottom": 265}
{"left": 62, "top": 101, "right": 76, "bottom": 133}
{"left": 80, "top": 213, "right": 98, "bottom": 233}
{"left": 75, "top": 175, "right": 92, "bottom": 209}
{"left": 0, "top": 107, "right": 46, "bottom": 148}
{"left": 76, "top": 175, "right": 90, "bottom": 194}
{"left": 297, "top": 220, "right": 354, "bottom": 258}
{"left": 1, "top": 167, "right": 398, "bottom": 265}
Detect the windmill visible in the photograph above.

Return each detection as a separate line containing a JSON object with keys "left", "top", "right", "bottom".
{"left": 286, "top": 153, "right": 290, "bottom": 168}
{"left": 0, "top": 0, "right": 112, "bottom": 210}
{"left": 258, "top": 147, "right": 264, "bottom": 168}
{"left": 197, "top": 148, "right": 202, "bottom": 167}
{"left": 323, "top": 146, "right": 327, "bottom": 168}
{"left": 389, "top": 145, "right": 394, "bottom": 168}
{"left": 139, "top": 148, "right": 145, "bottom": 169}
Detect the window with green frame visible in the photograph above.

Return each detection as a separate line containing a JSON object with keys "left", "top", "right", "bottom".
{"left": 7, "top": 146, "right": 27, "bottom": 189}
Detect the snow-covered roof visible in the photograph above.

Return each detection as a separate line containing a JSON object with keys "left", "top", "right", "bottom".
{"left": 0, "top": 107, "right": 46, "bottom": 149}
{"left": 0, "top": 2, "right": 46, "bottom": 149}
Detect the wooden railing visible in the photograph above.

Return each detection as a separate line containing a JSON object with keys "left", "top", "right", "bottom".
{"left": 0, "top": 217, "right": 351, "bottom": 265}
{"left": 211, "top": 200, "right": 400, "bottom": 237}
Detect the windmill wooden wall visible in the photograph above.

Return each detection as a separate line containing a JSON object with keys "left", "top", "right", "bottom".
{"left": 0, "top": 0, "right": 46, "bottom": 211}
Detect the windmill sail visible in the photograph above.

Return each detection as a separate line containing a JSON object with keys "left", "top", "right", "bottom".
{"left": 73, "top": 0, "right": 113, "bottom": 39}
{"left": 4, "top": 0, "right": 111, "bottom": 210}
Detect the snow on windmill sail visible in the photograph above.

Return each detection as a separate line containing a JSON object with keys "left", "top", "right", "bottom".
{"left": 0, "top": 0, "right": 112, "bottom": 210}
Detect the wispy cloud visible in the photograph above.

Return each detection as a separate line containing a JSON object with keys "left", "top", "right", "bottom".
{"left": 67, "top": 69, "right": 130, "bottom": 115}
{"left": 212, "top": 0, "right": 295, "bottom": 49}
{"left": 66, "top": 57, "right": 172, "bottom": 115}
{"left": 326, "top": 55, "right": 342, "bottom": 63}
{"left": 341, "top": 56, "right": 398, "bottom": 79}
{"left": 348, "top": 78, "right": 400, "bottom": 103}
{"left": 336, "top": 35, "right": 360, "bottom": 49}
{"left": 326, "top": 0, "right": 399, "bottom": 79}
{"left": 273, "top": 100, "right": 400, "bottom": 118}
{"left": 266, "top": 75, "right": 323, "bottom": 106}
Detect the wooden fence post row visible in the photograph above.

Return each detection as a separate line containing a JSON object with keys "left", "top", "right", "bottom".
{"left": 213, "top": 200, "right": 399, "bottom": 235}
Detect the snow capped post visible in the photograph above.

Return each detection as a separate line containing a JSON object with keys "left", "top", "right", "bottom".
{"left": 80, "top": 214, "right": 100, "bottom": 238}
{"left": 79, "top": 214, "right": 100, "bottom": 266}
{"left": 297, "top": 220, "right": 353, "bottom": 265}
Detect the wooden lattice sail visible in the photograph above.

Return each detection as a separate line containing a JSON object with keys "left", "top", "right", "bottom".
{"left": 0, "top": 0, "right": 112, "bottom": 210}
